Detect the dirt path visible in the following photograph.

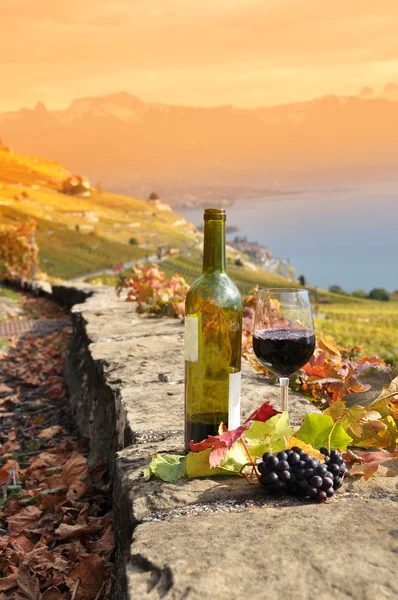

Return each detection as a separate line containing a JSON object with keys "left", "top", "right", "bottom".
{"left": 0, "top": 287, "right": 115, "bottom": 599}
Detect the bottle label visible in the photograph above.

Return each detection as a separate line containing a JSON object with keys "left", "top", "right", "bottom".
{"left": 228, "top": 371, "right": 241, "bottom": 430}
{"left": 184, "top": 316, "right": 199, "bottom": 362}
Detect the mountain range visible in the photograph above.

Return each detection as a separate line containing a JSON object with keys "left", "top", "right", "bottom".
{"left": 1, "top": 90, "right": 398, "bottom": 196}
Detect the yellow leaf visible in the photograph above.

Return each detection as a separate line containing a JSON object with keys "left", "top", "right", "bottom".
{"left": 284, "top": 436, "right": 324, "bottom": 461}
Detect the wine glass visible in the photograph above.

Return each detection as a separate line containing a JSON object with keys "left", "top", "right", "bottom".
{"left": 252, "top": 288, "right": 315, "bottom": 412}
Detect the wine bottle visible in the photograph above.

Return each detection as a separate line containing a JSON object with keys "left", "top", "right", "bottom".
{"left": 184, "top": 208, "right": 242, "bottom": 450}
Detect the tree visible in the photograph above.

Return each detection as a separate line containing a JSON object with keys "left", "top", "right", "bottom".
{"left": 148, "top": 192, "right": 159, "bottom": 201}
{"left": 352, "top": 289, "right": 367, "bottom": 299}
{"left": 328, "top": 284, "right": 347, "bottom": 295}
{"left": 298, "top": 275, "right": 306, "bottom": 286}
{"left": 368, "top": 288, "right": 390, "bottom": 302}
{"left": 129, "top": 237, "right": 138, "bottom": 245}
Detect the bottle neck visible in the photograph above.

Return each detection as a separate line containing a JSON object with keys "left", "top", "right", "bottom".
{"left": 202, "top": 219, "right": 226, "bottom": 273}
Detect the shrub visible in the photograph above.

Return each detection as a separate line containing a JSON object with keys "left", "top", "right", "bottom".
{"left": 368, "top": 288, "right": 390, "bottom": 302}
{"left": 129, "top": 237, "right": 138, "bottom": 245}
{"left": 328, "top": 285, "right": 348, "bottom": 295}
{"left": 352, "top": 289, "right": 367, "bottom": 299}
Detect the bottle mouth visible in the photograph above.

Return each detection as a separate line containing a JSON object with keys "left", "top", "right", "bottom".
{"left": 204, "top": 208, "right": 226, "bottom": 221}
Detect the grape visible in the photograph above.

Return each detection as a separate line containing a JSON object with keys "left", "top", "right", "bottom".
{"left": 265, "top": 471, "right": 279, "bottom": 485}
{"left": 329, "top": 463, "right": 340, "bottom": 475}
{"left": 279, "top": 470, "right": 291, "bottom": 483}
{"left": 297, "top": 480, "right": 308, "bottom": 494}
{"left": 305, "top": 468, "right": 315, "bottom": 480}
{"left": 288, "top": 452, "right": 300, "bottom": 465}
{"left": 258, "top": 448, "right": 346, "bottom": 503}
{"left": 277, "top": 460, "right": 289, "bottom": 473}
{"left": 259, "top": 474, "right": 268, "bottom": 486}
{"left": 333, "top": 476, "right": 342, "bottom": 489}
{"left": 257, "top": 462, "right": 267, "bottom": 474}
{"left": 306, "top": 486, "right": 318, "bottom": 498}
{"left": 266, "top": 455, "right": 279, "bottom": 470}
{"left": 315, "top": 465, "right": 328, "bottom": 477}
{"left": 319, "top": 447, "right": 329, "bottom": 455}
{"left": 262, "top": 452, "right": 274, "bottom": 462}
{"left": 321, "top": 477, "right": 333, "bottom": 491}
{"left": 310, "top": 476, "right": 323, "bottom": 488}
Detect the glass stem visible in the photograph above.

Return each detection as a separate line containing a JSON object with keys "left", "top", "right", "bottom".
{"left": 279, "top": 377, "right": 289, "bottom": 412}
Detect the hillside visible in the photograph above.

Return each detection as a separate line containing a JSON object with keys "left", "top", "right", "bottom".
{"left": 1, "top": 92, "right": 398, "bottom": 196}
{"left": 0, "top": 142, "right": 293, "bottom": 288}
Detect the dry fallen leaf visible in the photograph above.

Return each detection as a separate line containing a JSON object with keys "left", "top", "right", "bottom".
{"left": 66, "top": 554, "right": 104, "bottom": 600}
{"left": 62, "top": 453, "right": 88, "bottom": 500}
{"left": 38, "top": 425, "right": 63, "bottom": 439}
{"left": 89, "top": 524, "right": 115, "bottom": 560}
{"left": 0, "top": 566, "right": 18, "bottom": 592}
{"left": 17, "top": 564, "right": 42, "bottom": 600}
{"left": 7, "top": 506, "right": 43, "bottom": 536}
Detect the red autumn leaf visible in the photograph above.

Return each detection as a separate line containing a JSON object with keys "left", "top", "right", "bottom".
{"left": 189, "top": 424, "right": 249, "bottom": 467}
{"left": 244, "top": 400, "right": 280, "bottom": 423}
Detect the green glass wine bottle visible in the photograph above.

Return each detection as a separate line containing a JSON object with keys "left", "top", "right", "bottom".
{"left": 184, "top": 208, "right": 242, "bottom": 451}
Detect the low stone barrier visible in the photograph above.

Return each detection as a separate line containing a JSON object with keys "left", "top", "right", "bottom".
{"left": 60, "top": 285, "right": 397, "bottom": 600}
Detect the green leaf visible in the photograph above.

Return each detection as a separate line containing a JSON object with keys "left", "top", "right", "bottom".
{"left": 186, "top": 442, "right": 246, "bottom": 478}
{"left": 244, "top": 412, "right": 293, "bottom": 457}
{"left": 143, "top": 453, "right": 187, "bottom": 482}
{"left": 296, "top": 414, "right": 352, "bottom": 451}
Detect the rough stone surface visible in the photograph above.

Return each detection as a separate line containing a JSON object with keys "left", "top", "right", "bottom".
{"left": 128, "top": 499, "right": 398, "bottom": 600}
{"left": 58, "top": 283, "right": 398, "bottom": 600}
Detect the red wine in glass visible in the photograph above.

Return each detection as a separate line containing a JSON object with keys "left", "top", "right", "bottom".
{"left": 253, "top": 289, "right": 315, "bottom": 412}
{"left": 253, "top": 328, "right": 316, "bottom": 377}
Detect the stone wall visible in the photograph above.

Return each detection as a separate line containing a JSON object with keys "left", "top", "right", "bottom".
{"left": 61, "top": 285, "right": 398, "bottom": 600}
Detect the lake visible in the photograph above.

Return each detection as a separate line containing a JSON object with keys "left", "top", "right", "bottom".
{"left": 178, "top": 185, "right": 398, "bottom": 293}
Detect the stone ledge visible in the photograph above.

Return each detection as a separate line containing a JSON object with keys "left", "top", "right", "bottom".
{"left": 56, "top": 282, "right": 398, "bottom": 600}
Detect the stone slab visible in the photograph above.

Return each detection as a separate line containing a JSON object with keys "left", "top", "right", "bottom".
{"left": 128, "top": 499, "right": 398, "bottom": 600}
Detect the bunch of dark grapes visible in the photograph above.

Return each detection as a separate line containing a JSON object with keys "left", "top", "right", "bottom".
{"left": 257, "top": 447, "right": 347, "bottom": 503}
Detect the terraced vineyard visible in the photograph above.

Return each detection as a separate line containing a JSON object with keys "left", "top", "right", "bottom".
{"left": 315, "top": 302, "right": 398, "bottom": 364}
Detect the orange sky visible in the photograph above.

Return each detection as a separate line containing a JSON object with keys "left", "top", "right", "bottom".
{"left": 1, "top": 0, "right": 398, "bottom": 111}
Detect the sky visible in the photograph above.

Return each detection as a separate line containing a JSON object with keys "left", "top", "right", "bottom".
{"left": 1, "top": 0, "right": 398, "bottom": 111}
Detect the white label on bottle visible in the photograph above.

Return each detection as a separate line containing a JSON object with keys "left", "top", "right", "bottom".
{"left": 228, "top": 371, "right": 241, "bottom": 430}
{"left": 184, "top": 316, "right": 199, "bottom": 362}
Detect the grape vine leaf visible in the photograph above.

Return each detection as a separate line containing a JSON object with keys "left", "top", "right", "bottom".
{"left": 244, "top": 401, "right": 280, "bottom": 423}
{"left": 324, "top": 399, "right": 367, "bottom": 438}
{"left": 244, "top": 412, "right": 293, "bottom": 457}
{"left": 189, "top": 424, "right": 249, "bottom": 468}
{"left": 348, "top": 449, "right": 398, "bottom": 480}
{"left": 186, "top": 440, "right": 247, "bottom": 478}
{"left": 143, "top": 453, "right": 187, "bottom": 482}
{"left": 295, "top": 414, "right": 353, "bottom": 450}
